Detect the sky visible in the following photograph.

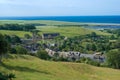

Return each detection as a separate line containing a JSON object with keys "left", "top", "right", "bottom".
{"left": 0, "top": 0, "right": 120, "bottom": 16}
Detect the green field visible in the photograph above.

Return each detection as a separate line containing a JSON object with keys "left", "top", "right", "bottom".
{"left": 0, "top": 20, "right": 112, "bottom": 38}
{"left": 0, "top": 27, "right": 111, "bottom": 38}
{"left": 0, "top": 54, "right": 120, "bottom": 80}
{"left": 0, "top": 20, "right": 82, "bottom": 25}
{"left": 38, "top": 26, "right": 111, "bottom": 37}
{"left": 0, "top": 30, "right": 31, "bottom": 38}
{"left": 0, "top": 20, "right": 120, "bottom": 26}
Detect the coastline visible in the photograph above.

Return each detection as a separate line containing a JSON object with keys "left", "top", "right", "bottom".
{"left": 0, "top": 20, "right": 120, "bottom": 26}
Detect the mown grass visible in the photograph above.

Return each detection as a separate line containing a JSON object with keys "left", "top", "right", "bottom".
{"left": 0, "top": 54, "right": 120, "bottom": 80}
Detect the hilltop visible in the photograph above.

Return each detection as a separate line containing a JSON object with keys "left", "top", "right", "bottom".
{"left": 0, "top": 54, "right": 120, "bottom": 80}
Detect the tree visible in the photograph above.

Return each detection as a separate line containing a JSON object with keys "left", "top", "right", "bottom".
{"left": 86, "top": 44, "right": 91, "bottom": 51}
{"left": 91, "top": 44, "right": 97, "bottom": 51}
{"left": 4, "top": 35, "right": 11, "bottom": 43}
{"left": 106, "top": 50, "right": 120, "bottom": 69}
{"left": 0, "top": 72, "right": 7, "bottom": 80}
{"left": 9, "top": 48, "right": 17, "bottom": 54}
{"left": 37, "top": 50, "right": 50, "bottom": 60}
{"left": 15, "top": 46, "right": 27, "bottom": 54}
{"left": 30, "top": 30, "right": 39, "bottom": 42}
{"left": 11, "top": 35, "right": 21, "bottom": 44}
{"left": 110, "top": 35, "right": 115, "bottom": 40}
{"left": 91, "top": 32, "right": 97, "bottom": 37}
{"left": 24, "top": 34, "right": 31, "bottom": 39}
{"left": 0, "top": 34, "right": 9, "bottom": 62}
{"left": 0, "top": 72, "right": 15, "bottom": 80}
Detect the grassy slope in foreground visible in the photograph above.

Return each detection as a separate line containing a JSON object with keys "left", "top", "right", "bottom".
{"left": 0, "top": 55, "right": 120, "bottom": 80}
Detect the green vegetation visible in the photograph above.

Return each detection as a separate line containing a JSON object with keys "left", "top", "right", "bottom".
{"left": 0, "top": 26, "right": 111, "bottom": 38}
{"left": 0, "top": 24, "right": 36, "bottom": 31}
{"left": 0, "top": 34, "right": 9, "bottom": 62}
{"left": 4, "top": 35, "right": 22, "bottom": 44}
{"left": 0, "top": 20, "right": 120, "bottom": 80}
{"left": 45, "top": 32, "right": 115, "bottom": 53}
{"left": 0, "top": 54, "right": 120, "bottom": 80}
{"left": 0, "top": 30, "right": 31, "bottom": 38}
{"left": 37, "top": 27, "right": 111, "bottom": 37}
{"left": 0, "top": 72, "right": 15, "bottom": 80}
{"left": 76, "top": 57, "right": 100, "bottom": 67}
{"left": 0, "top": 20, "right": 82, "bottom": 25}
{"left": 0, "top": 20, "right": 111, "bottom": 38}
{"left": 15, "top": 45, "right": 28, "bottom": 54}
{"left": 37, "top": 50, "right": 51, "bottom": 60}
{"left": 106, "top": 49, "right": 120, "bottom": 69}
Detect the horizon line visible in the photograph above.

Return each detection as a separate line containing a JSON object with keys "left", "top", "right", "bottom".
{"left": 0, "top": 15, "right": 120, "bottom": 17}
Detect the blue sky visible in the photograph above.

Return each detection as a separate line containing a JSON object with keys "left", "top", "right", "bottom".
{"left": 0, "top": 0, "right": 120, "bottom": 16}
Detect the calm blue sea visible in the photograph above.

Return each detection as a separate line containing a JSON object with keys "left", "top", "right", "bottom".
{"left": 0, "top": 16, "right": 120, "bottom": 24}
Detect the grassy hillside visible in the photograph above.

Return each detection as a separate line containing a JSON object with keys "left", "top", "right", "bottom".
{"left": 0, "top": 30, "right": 31, "bottom": 38}
{"left": 38, "top": 27, "right": 111, "bottom": 37}
{"left": 0, "top": 54, "right": 120, "bottom": 80}
{"left": 0, "top": 27, "right": 110, "bottom": 38}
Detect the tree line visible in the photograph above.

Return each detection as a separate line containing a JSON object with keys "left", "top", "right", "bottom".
{"left": 0, "top": 24, "right": 36, "bottom": 31}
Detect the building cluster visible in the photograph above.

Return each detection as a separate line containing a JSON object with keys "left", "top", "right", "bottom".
{"left": 21, "top": 33, "right": 60, "bottom": 53}
{"left": 45, "top": 48, "right": 105, "bottom": 62}
{"left": 21, "top": 32, "right": 105, "bottom": 62}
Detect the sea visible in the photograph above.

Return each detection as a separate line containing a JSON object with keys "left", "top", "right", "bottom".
{"left": 0, "top": 16, "right": 120, "bottom": 29}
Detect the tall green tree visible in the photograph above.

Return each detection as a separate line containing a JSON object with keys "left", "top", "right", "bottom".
{"left": 0, "top": 34, "right": 9, "bottom": 62}
{"left": 91, "top": 44, "right": 97, "bottom": 51}
{"left": 106, "top": 50, "right": 120, "bottom": 69}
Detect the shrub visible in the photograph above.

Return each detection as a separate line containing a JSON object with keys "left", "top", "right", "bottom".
{"left": 76, "top": 57, "right": 100, "bottom": 67}
{"left": 37, "top": 50, "right": 51, "bottom": 60}
{"left": 106, "top": 50, "right": 120, "bottom": 69}
{"left": 0, "top": 72, "right": 15, "bottom": 80}
{"left": 15, "top": 46, "right": 28, "bottom": 54}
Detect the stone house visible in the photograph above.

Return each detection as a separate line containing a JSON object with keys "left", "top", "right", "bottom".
{"left": 42, "top": 33, "right": 60, "bottom": 39}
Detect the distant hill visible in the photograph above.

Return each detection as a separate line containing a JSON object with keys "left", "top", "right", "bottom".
{"left": 0, "top": 54, "right": 120, "bottom": 80}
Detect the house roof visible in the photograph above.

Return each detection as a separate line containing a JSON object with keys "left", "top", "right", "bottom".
{"left": 43, "top": 33, "right": 60, "bottom": 36}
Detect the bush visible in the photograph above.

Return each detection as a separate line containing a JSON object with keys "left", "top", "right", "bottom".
{"left": 0, "top": 72, "right": 15, "bottom": 80}
{"left": 0, "top": 72, "right": 7, "bottom": 80}
{"left": 76, "top": 57, "right": 100, "bottom": 67}
{"left": 106, "top": 50, "right": 120, "bottom": 69}
{"left": 15, "top": 46, "right": 28, "bottom": 54}
{"left": 57, "top": 57, "right": 69, "bottom": 62}
{"left": 9, "top": 48, "right": 17, "bottom": 54}
{"left": 37, "top": 50, "right": 51, "bottom": 60}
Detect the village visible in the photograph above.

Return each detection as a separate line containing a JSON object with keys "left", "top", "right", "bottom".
{"left": 20, "top": 31, "right": 105, "bottom": 63}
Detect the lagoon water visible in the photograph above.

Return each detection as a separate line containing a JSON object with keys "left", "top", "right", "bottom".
{"left": 0, "top": 16, "right": 120, "bottom": 29}
{"left": 0, "top": 16, "right": 120, "bottom": 24}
